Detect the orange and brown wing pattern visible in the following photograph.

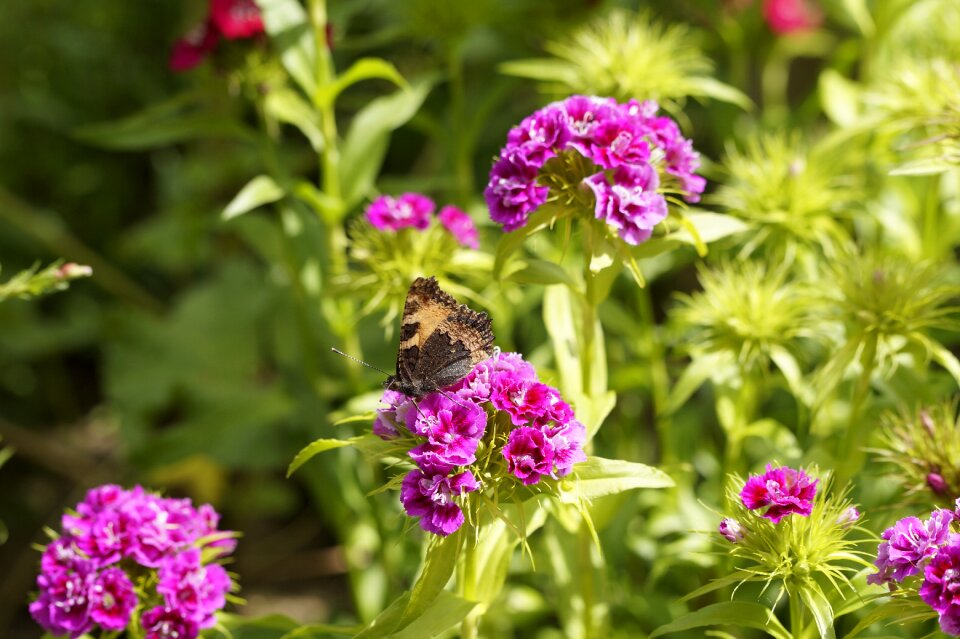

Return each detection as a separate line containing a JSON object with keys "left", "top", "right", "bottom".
{"left": 387, "top": 276, "right": 495, "bottom": 398}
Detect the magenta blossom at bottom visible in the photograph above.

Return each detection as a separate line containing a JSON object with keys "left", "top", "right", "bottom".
{"left": 503, "top": 427, "right": 555, "bottom": 485}
{"left": 921, "top": 538, "right": 960, "bottom": 613}
{"left": 89, "top": 567, "right": 137, "bottom": 631}
{"left": 740, "top": 465, "right": 818, "bottom": 524}
{"left": 142, "top": 605, "right": 200, "bottom": 639}
{"left": 400, "top": 469, "right": 479, "bottom": 536}
{"left": 868, "top": 510, "right": 954, "bottom": 585}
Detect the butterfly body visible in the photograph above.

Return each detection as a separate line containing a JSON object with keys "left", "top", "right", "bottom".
{"left": 386, "top": 276, "right": 495, "bottom": 398}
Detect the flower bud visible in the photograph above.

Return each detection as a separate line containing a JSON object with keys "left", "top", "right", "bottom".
{"left": 57, "top": 263, "right": 93, "bottom": 279}
{"left": 927, "top": 472, "right": 949, "bottom": 496}
{"left": 719, "top": 518, "right": 745, "bottom": 543}
{"left": 836, "top": 506, "right": 860, "bottom": 529}
{"left": 920, "top": 410, "right": 936, "bottom": 438}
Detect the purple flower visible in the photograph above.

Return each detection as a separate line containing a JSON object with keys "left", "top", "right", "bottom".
{"left": 740, "top": 465, "right": 818, "bottom": 524}
{"left": 921, "top": 537, "right": 960, "bottom": 613}
{"left": 157, "top": 548, "right": 231, "bottom": 628}
{"left": 491, "top": 379, "right": 561, "bottom": 427}
{"left": 571, "top": 118, "right": 650, "bottom": 170}
{"left": 503, "top": 427, "right": 555, "bottom": 485}
{"left": 438, "top": 206, "right": 480, "bottom": 249}
{"left": 506, "top": 106, "right": 571, "bottom": 166}
{"left": 484, "top": 150, "right": 548, "bottom": 232}
{"left": 868, "top": 510, "right": 955, "bottom": 585}
{"left": 373, "top": 389, "right": 409, "bottom": 440}
{"left": 30, "top": 569, "right": 95, "bottom": 638}
{"left": 585, "top": 165, "right": 668, "bottom": 246}
{"left": 89, "top": 567, "right": 137, "bottom": 631}
{"left": 451, "top": 351, "right": 538, "bottom": 401}
{"left": 543, "top": 419, "right": 587, "bottom": 477}
{"left": 404, "top": 393, "right": 486, "bottom": 467}
{"left": 719, "top": 518, "right": 745, "bottom": 543}
{"left": 632, "top": 103, "right": 706, "bottom": 202}
{"left": 400, "top": 468, "right": 479, "bottom": 536}
{"left": 142, "top": 605, "right": 200, "bottom": 639}
{"left": 40, "top": 537, "right": 89, "bottom": 577}
{"left": 940, "top": 605, "right": 960, "bottom": 636}
{"left": 365, "top": 193, "right": 435, "bottom": 231}
{"left": 562, "top": 95, "right": 618, "bottom": 138}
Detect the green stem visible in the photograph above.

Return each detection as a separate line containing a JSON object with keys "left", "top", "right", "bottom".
{"left": 459, "top": 537, "right": 480, "bottom": 639}
{"left": 637, "top": 285, "right": 673, "bottom": 463}
{"left": 0, "top": 186, "right": 163, "bottom": 314}
{"left": 446, "top": 46, "right": 472, "bottom": 203}
{"left": 837, "top": 333, "right": 877, "bottom": 484}
{"left": 790, "top": 588, "right": 806, "bottom": 639}
{"left": 923, "top": 174, "right": 941, "bottom": 258}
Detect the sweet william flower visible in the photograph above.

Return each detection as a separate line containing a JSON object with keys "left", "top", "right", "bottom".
{"left": 544, "top": 419, "right": 588, "bottom": 477}
{"left": 31, "top": 569, "right": 95, "bottom": 639}
{"left": 365, "top": 193, "right": 434, "bottom": 231}
{"left": 438, "top": 206, "right": 480, "bottom": 249}
{"left": 922, "top": 539, "right": 960, "bottom": 613}
{"left": 157, "top": 548, "right": 231, "bottom": 629}
{"left": 142, "top": 606, "right": 200, "bottom": 639}
{"left": 868, "top": 509, "right": 955, "bottom": 585}
{"left": 504, "top": 427, "right": 555, "bottom": 485}
{"left": 762, "top": 0, "right": 823, "bottom": 35}
{"left": 169, "top": 21, "right": 220, "bottom": 72}
{"left": 585, "top": 164, "right": 667, "bottom": 246}
{"left": 210, "top": 0, "right": 264, "bottom": 39}
{"left": 485, "top": 150, "right": 549, "bottom": 231}
{"left": 740, "top": 464, "right": 818, "bottom": 523}
{"left": 401, "top": 469, "right": 479, "bottom": 536}
{"left": 89, "top": 567, "right": 137, "bottom": 631}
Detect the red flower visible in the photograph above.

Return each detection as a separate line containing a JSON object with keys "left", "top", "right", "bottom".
{"left": 762, "top": 0, "right": 823, "bottom": 35}
{"left": 169, "top": 21, "right": 220, "bottom": 72}
{"left": 210, "top": 0, "right": 264, "bottom": 40}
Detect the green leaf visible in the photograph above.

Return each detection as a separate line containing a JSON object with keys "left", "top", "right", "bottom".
{"left": 931, "top": 342, "right": 960, "bottom": 388}
{"left": 339, "top": 76, "right": 434, "bottom": 210}
{"left": 502, "top": 258, "right": 577, "bottom": 287}
{"left": 681, "top": 212, "right": 750, "bottom": 244}
{"left": 258, "top": 0, "right": 317, "bottom": 96}
{"left": 293, "top": 181, "right": 342, "bottom": 224}
{"left": 499, "top": 58, "right": 578, "bottom": 84}
{"left": 493, "top": 204, "right": 564, "bottom": 279}
{"left": 316, "top": 57, "right": 407, "bottom": 107}
{"left": 543, "top": 284, "right": 582, "bottom": 398}
{"left": 287, "top": 437, "right": 360, "bottom": 477}
{"left": 665, "top": 352, "right": 726, "bottom": 414}
{"left": 223, "top": 175, "right": 286, "bottom": 221}
{"left": 212, "top": 613, "right": 303, "bottom": 639}
{"left": 75, "top": 104, "right": 255, "bottom": 150}
{"left": 399, "top": 531, "right": 463, "bottom": 628}
{"left": 799, "top": 582, "right": 836, "bottom": 639}
{"left": 389, "top": 592, "right": 477, "bottom": 639}
{"left": 840, "top": 0, "right": 875, "bottom": 36}
{"left": 649, "top": 602, "right": 791, "bottom": 639}
{"left": 685, "top": 77, "right": 754, "bottom": 110}
{"left": 574, "top": 390, "right": 617, "bottom": 439}
{"left": 264, "top": 89, "right": 324, "bottom": 151}
{"left": 890, "top": 156, "right": 959, "bottom": 176}
{"left": 819, "top": 69, "right": 861, "bottom": 127}
{"left": 559, "top": 456, "right": 673, "bottom": 504}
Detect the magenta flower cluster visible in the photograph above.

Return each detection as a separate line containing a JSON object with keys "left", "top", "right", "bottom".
{"left": 484, "top": 95, "right": 705, "bottom": 244}
{"left": 740, "top": 464, "right": 819, "bottom": 524}
{"left": 364, "top": 193, "right": 479, "bottom": 248}
{"left": 374, "top": 352, "right": 587, "bottom": 536}
{"left": 868, "top": 502, "right": 960, "bottom": 635}
{"left": 30, "top": 484, "right": 235, "bottom": 639}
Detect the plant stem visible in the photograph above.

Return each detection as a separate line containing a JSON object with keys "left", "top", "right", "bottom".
{"left": 459, "top": 536, "right": 480, "bottom": 639}
{"left": 637, "top": 285, "right": 673, "bottom": 463}
{"left": 790, "top": 589, "right": 806, "bottom": 639}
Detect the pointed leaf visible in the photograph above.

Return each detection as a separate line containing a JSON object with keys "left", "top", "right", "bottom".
{"left": 399, "top": 532, "right": 463, "bottom": 627}
{"left": 650, "top": 602, "right": 791, "bottom": 639}
{"left": 389, "top": 592, "right": 476, "bottom": 639}
{"left": 264, "top": 89, "right": 324, "bottom": 150}
{"left": 258, "top": 0, "right": 317, "bottom": 96}
{"left": 559, "top": 456, "right": 673, "bottom": 504}
{"left": 800, "top": 583, "right": 836, "bottom": 639}
{"left": 223, "top": 175, "right": 285, "bottom": 220}
{"left": 287, "top": 437, "right": 359, "bottom": 477}
{"left": 316, "top": 57, "right": 407, "bottom": 106}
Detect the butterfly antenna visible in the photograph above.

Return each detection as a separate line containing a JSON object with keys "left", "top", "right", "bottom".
{"left": 330, "top": 347, "right": 390, "bottom": 376}
{"left": 437, "top": 388, "right": 472, "bottom": 411}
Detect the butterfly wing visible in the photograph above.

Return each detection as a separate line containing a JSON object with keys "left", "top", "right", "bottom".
{"left": 392, "top": 276, "right": 494, "bottom": 396}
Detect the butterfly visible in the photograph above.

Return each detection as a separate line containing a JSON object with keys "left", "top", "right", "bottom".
{"left": 384, "top": 276, "right": 495, "bottom": 398}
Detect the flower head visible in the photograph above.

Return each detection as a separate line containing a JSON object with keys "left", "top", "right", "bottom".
{"left": 365, "top": 193, "right": 435, "bottom": 231}
{"left": 485, "top": 94, "right": 704, "bottom": 245}
{"left": 210, "top": 0, "right": 264, "bottom": 39}
{"left": 740, "top": 464, "right": 818, "bottom": 523}
{"left": 30, "top": 485, "right": 236, "bottom": 639}
{"left": 762, "top": 0, "right": 823, "bottom": 35}
{"left": 401, "top": 469, "right": 479, "bottom": 536}
{"left": 369, "top": 351, "right": 588, "bottom": 536}
{"left": 868, "top": 509, "right": 955, "bottom": 585}
{"left": 921, "top": 538, "right": 960, "bottom": 613}
{"left": 438, "top": 206, "right": 479, "bottom": 249}
{"left": 169, "top": 21, "right": 220, "bottom": 72}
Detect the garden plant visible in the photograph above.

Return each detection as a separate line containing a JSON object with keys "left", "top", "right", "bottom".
{"left": 2, "top": 0, "right": 960, "bottom": 638}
